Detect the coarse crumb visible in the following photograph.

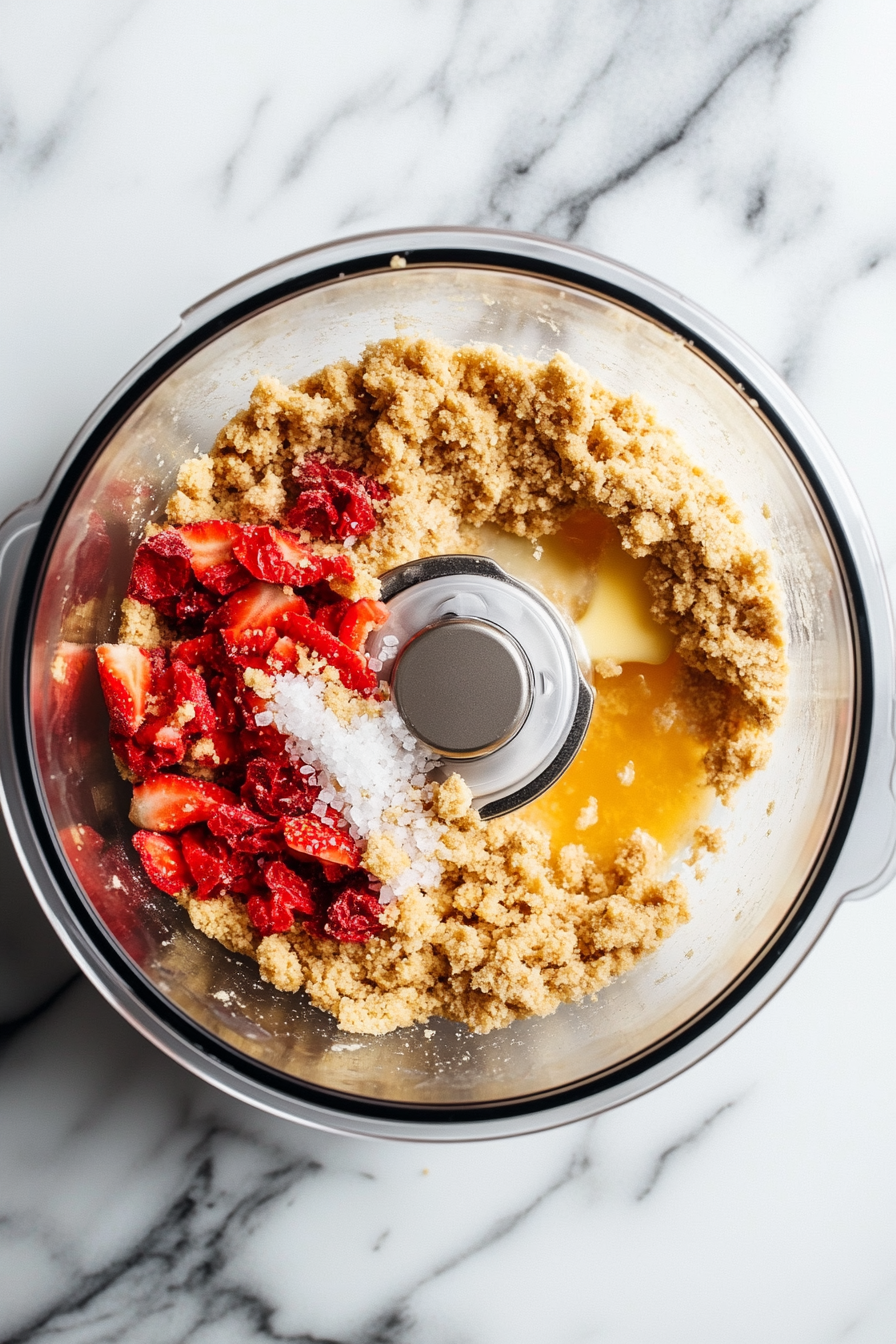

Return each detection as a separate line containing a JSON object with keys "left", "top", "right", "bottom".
{"left": 140, "top": 336, "right": 787, "bottom": 1035}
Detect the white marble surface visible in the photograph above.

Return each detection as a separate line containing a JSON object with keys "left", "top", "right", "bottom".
{"left": 2, "top": 1, "right": 896, "bottom": 1339}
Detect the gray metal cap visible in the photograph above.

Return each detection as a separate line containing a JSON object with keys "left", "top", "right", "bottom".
{"left": 392, "top": 616, "right": 533, "bottom": 758}
{"left": 369, "top": 555, "right": 593, "bottom": 818}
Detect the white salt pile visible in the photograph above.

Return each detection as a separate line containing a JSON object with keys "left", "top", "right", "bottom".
{"left": 268, "top": 673, "right": 445, "bottom": 904}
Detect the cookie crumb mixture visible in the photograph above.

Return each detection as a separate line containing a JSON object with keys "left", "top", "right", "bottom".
{"left": 98, "top": 336, "right": 786, "bottom": 1036}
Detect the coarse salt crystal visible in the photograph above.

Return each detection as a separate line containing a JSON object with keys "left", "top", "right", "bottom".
{"left": 254, "top": 711, "right": 274, "bottom": 727}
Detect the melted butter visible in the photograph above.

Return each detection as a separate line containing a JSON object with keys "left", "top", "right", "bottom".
{"left": 521, "top": 657, "right": 713, "bottom": 865}
{"left": 467, "top": 511, "right": 711, "bottom": 861}
{"left": 575, "top": 527, "right": 675, "bottom": 666}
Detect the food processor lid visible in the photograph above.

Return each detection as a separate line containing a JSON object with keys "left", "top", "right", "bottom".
{"left": 371, "top": 555, "right": 594, "bottom": 816}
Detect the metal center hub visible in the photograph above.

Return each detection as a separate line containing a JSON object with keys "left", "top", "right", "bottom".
{"left": 391, "top": 617, "right": 533, "bottom": 758}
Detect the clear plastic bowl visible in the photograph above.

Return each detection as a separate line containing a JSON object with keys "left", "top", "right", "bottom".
{"left": 1, "top": 228, "right": 893, "bottom": 1140}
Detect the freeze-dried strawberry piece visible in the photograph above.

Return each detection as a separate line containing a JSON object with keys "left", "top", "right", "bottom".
{"left": 201, "top": 560, "right": 252, "bottom": 595}
{"left": 208, "top": 803, "right": 274, "bottom": 844}
{"left": 96, "top": 644, "right": 152, "bottom": 736}
{"left": 205, "top": 671, "right": 241, "bottom": 732}
{"left": 180, "top": 825, "right": 239, "bottom": 899}
{"left": 263, "top": 860, "right": 317, "bottom": 914}
{"left": 206, "top": 580, "right": 309, "bottom": 639}
{"left": 231, "top": 525, "right": 353, "bottom": 588}
{"left": 128, "top": 530, "right": 192, "bottom": 603}
{"left": 169, "top": 661, "right": 216, "bottom": 736}
{"left": 220, "top": 627, "right": 279, "bottom": 665}
{"left": 323, "top": 881, "right": 383, "bottom": 942}
{"left": 288, "top": 489, "right": 338, "bottom": 539}
{"left": 173, "top": 584, "right": 219, "bottom": 626}
{"left": 246, "top": 860, "right": 320, "bottom": 934}
{"left": 241, "top": 759, "right": 317, "bottom": 818}
{"left": 284, "top": 815, "right": 360, "bottom": 868}
{"left": 279, "top": 612, "right": 377, "bottom": 695}
{"left": 129, "top": 774, "right": 237, "bottom": 832}
{"left": 314, "top": 599, "right": 352, "bottom": 637}
{"left": 289, "top": 457, "right": 388, "bottom": 542}
{"left": 132, "top": 830, "right": 190, "bottom": 896}
{"left": 338, "top": 598, "right": 389, "bottom": 651}
{"left": 191, "top": 729, "right": 243, "bottom": 769}
{"left": 131, "top": 718, "right": 187, "bottom": 770}
{"left": 173, "top": 633, "right": 229, "bottom": 674}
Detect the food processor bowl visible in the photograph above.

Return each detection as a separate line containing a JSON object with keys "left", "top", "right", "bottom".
{"left": 1, "top": 228, "right": 893, "bottom": 1141}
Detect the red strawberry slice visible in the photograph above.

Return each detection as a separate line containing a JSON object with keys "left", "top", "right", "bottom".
{"left": 127, "top": 530, "right": 193, "bottom": 603}
{"left": 206, "top": 580, "right": 309, "bottom": 639}
{"left": 323, "top": 882, "right": 384, "bottom": 942}
{"left": 231, "top": 525, "right": 354, "bottom": 588}
{"left": 314, "top": 599, "right": 352, "bottom": 636}
{"left": 178, "top": 520, "right": 239, "bottom": 575}
{"left": 177, "top": 521, "right": 251, "bottom": 595}
{"left": 338, "top": 598, "right": 389, "bottom": 651}
{"left": 133, "top": 831, "right": 190, "bottom": 895}
{"left": 279, "top": 612, "right": 377, "bottom": 694}
{"left": 96, "top": 644, "right": 152, "bottom": 736}
{"left": 283, "top": 816, "right": 360, "bottom": 868}
{"left": 129, "top": 774, "right": 237, "bottom": 832}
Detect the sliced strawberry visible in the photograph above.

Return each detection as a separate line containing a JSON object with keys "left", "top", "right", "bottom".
{"left": 220, "top": 627, "right": 279, "bottom": 666}
{"left": 338, "top": 598, "right": 389, "bottom": 651}
{"left": 231, "top": 525, "right": 354, "bottom": 588}
{"left": 314, "top": 599, "right": 352, "bottom": 637}
{"left": 279, "top": 612, "right": 377, "bottom": 695}
{"left": 178, "top": 521, "right": 239, "bottom": 576}
{"left": 96, "top": 644, "right": 152, "bottom": 736}
{"left": 283, "top": 816, "right": 360, "bottom": 868}
{"left": 206, "top": 580, "right": 309, "bottom": 639}
{"left": 177, "top": 521, "right": 252, "bottom": 595}
{"left": 133, "top": 831, "right": 190, "bottom": 895}
{"left": 129, "top": 774, "right": 237, "bottom": 832}
{"left": 127, "top": 530, "right": 192, "bottom": 603}
{"left": 323, "top": 881, "right": 384, "bottom": 942}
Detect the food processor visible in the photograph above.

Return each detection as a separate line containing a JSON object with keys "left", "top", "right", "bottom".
{"left": 1, "top": 227, "right": 893, "bottom": 1141}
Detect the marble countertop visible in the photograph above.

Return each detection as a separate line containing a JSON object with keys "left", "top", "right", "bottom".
{"left": 2, "top": 1, "right": 896, "bottom": 1339}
